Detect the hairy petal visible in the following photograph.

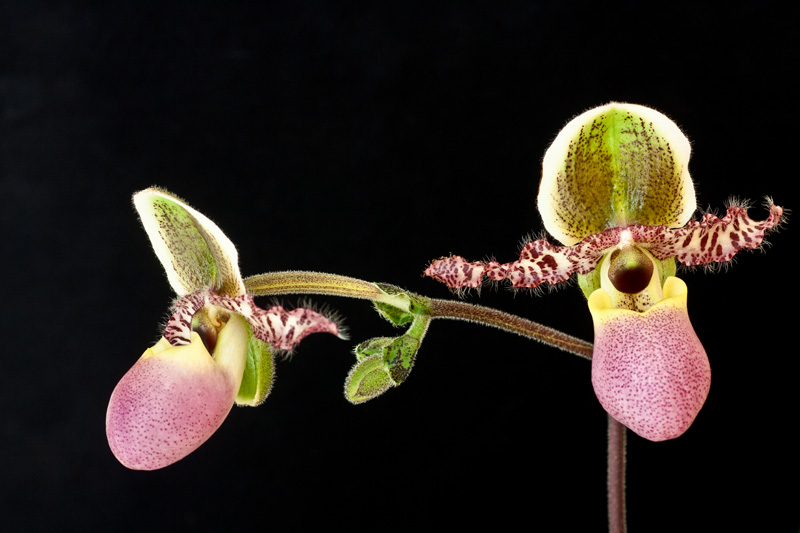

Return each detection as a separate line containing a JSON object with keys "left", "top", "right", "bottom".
{"left": 484, "top": 237, "right": 605, "bottom": 288}
{"left": 423, "top": 256, "right": 486, "bottom": 289}
{"left": 425, "top": 232, "right": 618, "bottom": 290}
{"left": 133, "top": 187, "right": 245, "bottom": 297}
{"left": 589, "top": 277, "right": 710, "bottom": 441}
{"left": 252, "top": 304, "right": 342, "bottom": 350}
{"left": 644, "top": 203, "right": 784, "bottom": 266}
{"left": 424, "top": 203, "right": 783, "bottom": 290}
{"left": 165, "top": 290, "right": 341, "bottom": 350}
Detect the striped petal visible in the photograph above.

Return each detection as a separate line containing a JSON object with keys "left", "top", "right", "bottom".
{"left": 644, "top": 202, "right": 784, "bottom": 266}
{"left": 164, "top": 289, "right": 342, "bottom": 351}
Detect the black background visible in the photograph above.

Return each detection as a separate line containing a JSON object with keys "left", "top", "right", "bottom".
{"left": 2, "top": 2, "right": 797, "bottom": 531}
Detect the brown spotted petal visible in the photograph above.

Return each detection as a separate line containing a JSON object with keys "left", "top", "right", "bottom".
{"left": 589, "top": 277, "right": 710, "bottom": 441}
{"left": 165, "top": 289, "right": 342, "bottom": 351}
{"left": 423, "top": 256, "right": 486, "bottom": 289}
{"left": 642, "top": 203, "right": 784, "bottom": 266}
{"left": 424, "top": 203, "right": 783, "bottom": 290}
{"left": 424, "top": 226, "right": 638, "bottom": 290}
{"left": 424, "top": 236, "right": 609, "bottom": 290}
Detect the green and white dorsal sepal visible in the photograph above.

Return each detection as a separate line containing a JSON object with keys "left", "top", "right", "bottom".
{"left": 538, "top": 102, "right": 696, "bottom": 246}
{"left": 133, "top": 186, "right": 343, "bottom": 350}
{"left": 133, "top": 187, "right": 245, "bottom": 297}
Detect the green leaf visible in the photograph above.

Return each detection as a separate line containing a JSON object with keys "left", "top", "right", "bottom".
{"left": 356, "top": 333, "right": 420, "bottom": 383}
{"left": 344, "top": 313, "right": 431, "bottom": 403}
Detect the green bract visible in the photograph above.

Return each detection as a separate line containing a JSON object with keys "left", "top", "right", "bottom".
{"left": 344, "top": 296, "right": 431, "bottom": 404}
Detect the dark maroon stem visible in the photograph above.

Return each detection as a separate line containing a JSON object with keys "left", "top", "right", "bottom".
{"left": 428, "top": 298, "right": 593, "bottom": 359}
{"left": 607, "top": 414, "right": 627, "bottom": 533}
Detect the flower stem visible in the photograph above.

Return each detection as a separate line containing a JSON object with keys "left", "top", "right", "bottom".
{"left": 427, "top": 298, "right": 593, "bottom": 359}
{"left": 607, "top": 414, "right": 627, "bottom": 533}
{"left": 245, "top": 270, "right": 605, "bottom": 521}
{"left": 244, "top": 271, "right": 593, "bottom": 359}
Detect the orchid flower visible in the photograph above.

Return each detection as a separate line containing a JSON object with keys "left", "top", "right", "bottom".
{"left": 425, "top": 103, "right": 784, "bottom": 441}
{"left": 106, "top": 188, "right": 342, "bottom": 470}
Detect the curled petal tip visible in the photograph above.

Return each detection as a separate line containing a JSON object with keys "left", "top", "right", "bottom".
{"left": 165, "top": 290, "right": 341, "bottom": 352}
{"left": 259, "top": 305, "right": 341, "bottom": 351}
{"left": 589, "top": 277, "right": 711, "bottom": 441}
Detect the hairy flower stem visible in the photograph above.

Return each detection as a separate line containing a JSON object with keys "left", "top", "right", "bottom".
{"left": 244, "top": 271, "right": 622, "bottom": 528}
{"left": 426, "top": 298, "right": 593, "bottom": 358}
{"left": 607, "top": 415, "right": 627, "bottom": 533}
{"left": 243, "top": 271, "right": 593, "bottom": 359}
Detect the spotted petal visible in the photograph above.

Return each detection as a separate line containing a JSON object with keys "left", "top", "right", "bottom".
{"left": 538, "top": 103, "right": 696, "bottom": 246}
{"left": 165, "top": 289, "right": 342, "bottom": 351}
{"left": 425, "top": 204, "right": 783, "bottom": 290}
{"left": 644, "top": 203, "right": 784, "bottom": 266}
{"left": 133, "top": 187, "right": 245, "bottom": 297}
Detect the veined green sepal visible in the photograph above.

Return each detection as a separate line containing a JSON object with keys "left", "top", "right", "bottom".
{"left": 235, "top": 325, "right": 275, "bottom": 406}
{"left": 133, "top": 187, "right": 245, "bottom": 297}
{"left": 538, "top": 103, "right": 696, "bottom": 246}
{"left": 655, "top": 255, "right": 676, "bottom": 285}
